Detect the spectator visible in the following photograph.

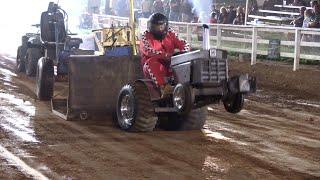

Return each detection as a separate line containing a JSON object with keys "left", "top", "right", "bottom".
{"left": 227, "top": 6, "right": 237, "bottom": 24}
{"left": 210, "top": 12, "right": 217, "bottom": 23}
{"left": 169, "top": 0, "right": 180, "bottom": 21}
{"left": 218, "top": 7, "right": 228, "bottom": 24}
{"left": 309, "top": 4, "right": 320, "bottom": 25}
{"left": 312, "top": 4, "right": 320, "bottom": 41}
{"left": 191, "top": 8, "right": 200, "bottom": 23}
{"left": 302, "top": 9, "right": 314, "bottom": 42}
{"left": 153, "top": 0, "right": 165, "bottom": 14}
{"left": 180, "top": 0, "right": 193, "bottom": 22}
{"left": 233, "top": 6, "right": 245, "bottom": 25}
{"left": 309, "top": 4, "right": 320, "bottom": 28}
{"left": 292, "top": 6, "right": 306, "bottom": 27}
{"left": 310, "top": 0, "right": 318, "bottom": 8}
{"left": 108, "top": 8, "right": 116, "bottom": 16}
{"left": 163, "top": 0, "right": 171, "bottom": 17}
{"left": 303, "top": 9, "right": 313, "bottom": 28}
{"left": 262, "top": 0, "right": 276, "bottom": 11}
{"left": 211, "top": 4, "right": 220, "bottom": 20}
{"left": 291, "top": 0, "right": 305, "bottom": 6}
{"left": 142, "top": 0, "right": 152, "bottom": 18}
{"left": 250, "top": 0, "right": 258, "bottom": 14}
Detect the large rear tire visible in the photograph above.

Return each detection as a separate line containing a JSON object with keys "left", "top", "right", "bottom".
{"left": 159, "top": 107, "right": 208, "bottom": 131}
{"left": 36, "top": 57, "right": 54, "bottom": 101}
{"left": 26, "top": 48, "right": 42, "bottom": 76}
{"left": 16, "top": 46, "right": 25, "bottom": 72}
{"left": 223, "top": 93, "right": 244, "bottom": 113}
{"left": 116, "top": 82, "right": 157, "bottom": 132}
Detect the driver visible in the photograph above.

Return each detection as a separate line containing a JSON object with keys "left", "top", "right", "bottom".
{"left": 140, "top": 13, "right": 190, "bottom": 98}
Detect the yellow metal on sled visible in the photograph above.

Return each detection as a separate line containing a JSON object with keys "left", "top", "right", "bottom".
{"left": 93, "top": 0, "right": 138, "bottom": 56}
{"left": 93, "top": 25, "right": 135, "bottom": 55}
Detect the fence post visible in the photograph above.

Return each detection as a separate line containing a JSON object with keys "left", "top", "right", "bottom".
{"left": 217, "top": 25, "right": 221, "bottom": 48}
{"left": 293, "top": 29, "right": 301, "bottom": 71}
{"left": 186, "top": 24, "right": 191, "bottom": 42}
{"left": 251, "top": 27, "right": 257, "bottom": 65}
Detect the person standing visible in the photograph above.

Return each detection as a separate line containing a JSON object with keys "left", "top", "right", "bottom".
{"left": 233, "top": 6, "right": 246, "bottom": 25}
{"left": 180, "top": 0, "right": 193, "bottom": 22}
{"left": 163, "top": 0, "right": 171, "bottom": 17}
{"left": 227, "top": 5, "right": 236, "bottom": 24}
{"left": 292, "top": 6, "right": 306, "bottom": 27}
{"left": 152, "top": 0, "right": 165, "bottom": 14}
{"left": 210, "top": 12, "right": 217, "bottom": 23}
{"left": 309, "top": 4, "right": 320, "bottom": 28}
{"left": 218, "top": 7, "right": 228, "bottom": 24}
{"left": 211, "top": 4, "right": 220, "bottom": 20}
{"left": 169, "top": 0, "right": 180, "bottom": 21}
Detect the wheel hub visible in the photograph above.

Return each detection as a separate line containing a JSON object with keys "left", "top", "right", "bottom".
{"left": 173, "top": 86, "right": 185, "bottom": 111}
{"left": 120, "top": 94, "right": 134, "bottom": 126}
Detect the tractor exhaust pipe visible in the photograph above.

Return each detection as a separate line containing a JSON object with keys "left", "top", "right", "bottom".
{"left": 202, "top": 24, "right": 210, "bottom": 50}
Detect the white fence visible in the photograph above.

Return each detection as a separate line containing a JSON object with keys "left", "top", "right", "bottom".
{"left": 93, "top": 15, "right": 320, "bottom": 71}
{"left": 168, "top": 22, "right": 320, "bottom": 71}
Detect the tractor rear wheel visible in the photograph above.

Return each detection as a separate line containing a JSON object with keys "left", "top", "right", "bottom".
{"left": 117, "top": 82, "right": 157, "bottom": 132}
{"left": 16, "top": 46, "right": 25, "bottom": 72}
{"left": 36, "top": 57, "right": 54, "bottom": 101}
{"left": 26, "top": 48, "right": 42, "bottom": 76}
{"left": 159, "top": 107, "right": 208, "bottom": 131}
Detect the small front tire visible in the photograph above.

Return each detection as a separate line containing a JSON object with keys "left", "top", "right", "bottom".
{"left": 223, "top": 93, "right": 244, "bottom": 113}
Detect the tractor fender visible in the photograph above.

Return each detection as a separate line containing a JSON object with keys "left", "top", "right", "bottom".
{"left": 134, "top": 79, "right": 161, "bottom": 101}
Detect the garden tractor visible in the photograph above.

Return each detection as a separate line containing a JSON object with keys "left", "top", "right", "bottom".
{"left": 116, "top": 24, "right": 256, "bottom": 131}
{"left": 47, "top": 0, "right": 256, "bottom": 132}
{"left": 35, "top": 2, "right": 93, "bottom": 101}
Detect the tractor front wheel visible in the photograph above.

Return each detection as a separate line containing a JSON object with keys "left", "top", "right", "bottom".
{"left": 223, "top": 93, "right": 244, "bottom": 113}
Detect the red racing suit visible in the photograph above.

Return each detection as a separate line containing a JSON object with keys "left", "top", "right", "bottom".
{"left": 140, "top": 28, "right": 190, "bottom": 87}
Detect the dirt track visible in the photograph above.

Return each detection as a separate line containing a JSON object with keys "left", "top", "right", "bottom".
{"left": 0, "top": 55, "right": 319, "bottom": 179}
